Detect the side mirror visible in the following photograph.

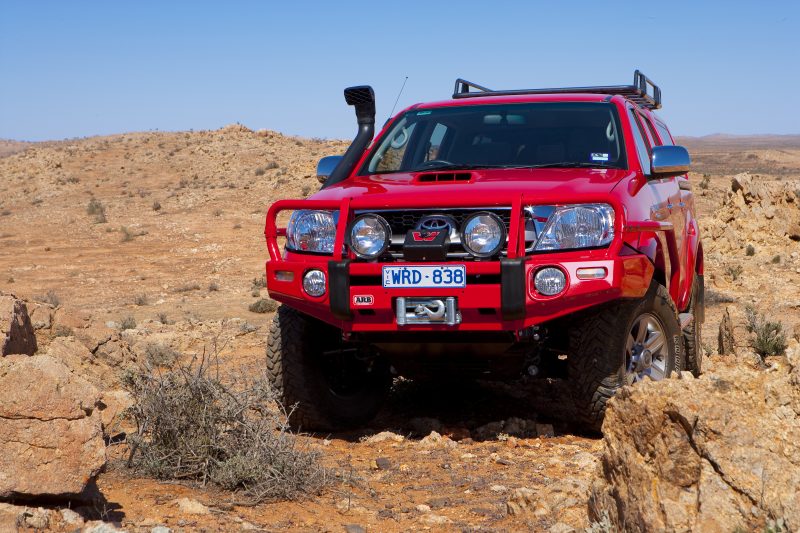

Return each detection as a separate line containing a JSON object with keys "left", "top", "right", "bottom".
{"left": 317, "top": 155, "right": 344, "bottom": 184}
{"left": 650, "top": 145, "right": 691, "bottom": 178}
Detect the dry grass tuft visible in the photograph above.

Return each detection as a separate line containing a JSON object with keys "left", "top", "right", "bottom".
{"left": 125, "top": 338, "right": 329, "bottom": 503}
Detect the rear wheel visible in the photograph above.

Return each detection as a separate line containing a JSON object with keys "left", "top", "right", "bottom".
{"left": 266, "top": 305, "right": 391, "bottom": 431}
{"left": 568, "top": 283, "right": 683, "bottom": 432}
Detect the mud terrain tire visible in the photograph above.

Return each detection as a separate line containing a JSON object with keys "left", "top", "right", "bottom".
{"left": 266, "top": 305, "right": 390, "bottom": 431}
{"left": 683, "top": 275, "right": 704, "bottom": 376}
{"left": 568, "top": 283, "right": 683, "bottom": 432}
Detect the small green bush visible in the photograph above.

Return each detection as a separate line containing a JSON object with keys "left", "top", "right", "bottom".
{"left": 745, "top": 305, "right": 788, "bottom": 357}
{"left": 120, "top": 316, "right": 137, "bottom": 330}
{"left": 745, "top": 244, "right": 755, "bottom": 256}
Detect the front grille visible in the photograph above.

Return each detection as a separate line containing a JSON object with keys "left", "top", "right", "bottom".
{"left": 377, "top": 208, "right": 512, "bottom": 236}
{"left": 354, "top": 208, "right": 516, "bottom": 261}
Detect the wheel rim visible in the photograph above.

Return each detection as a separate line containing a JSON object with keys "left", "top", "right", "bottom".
{"left": 625, "top": 313, "right": 668, "bottom": 383}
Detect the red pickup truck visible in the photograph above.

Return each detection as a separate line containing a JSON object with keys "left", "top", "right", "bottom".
{"left": 265, "top": 71, "right": 704, "bottom": 432}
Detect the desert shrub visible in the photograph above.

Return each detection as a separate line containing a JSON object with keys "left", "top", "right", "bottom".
{"left": 745, "top": 244, "right": 755, "bottom": 256}
{"left": 698, "top": 175, "right": 711, "bottom": 190}
{"left": 152, "top": 201, "right": 161, "bottom": 211}
{"left": 725, "top": 265, "right": 744, "bottom": 281}
{"left": 771, "top": 255, "right": 781, "bottom": 264}
{"left": 134, "top": 293, "right": 149, "bottom": 306}
{"left": 745, "top": 305, "right": 788, "bottom": 357}
{"left": 36, "top": 289, "right": 61, "bottom": 307}
{"left": 120, "top": 315, "right": 137, "bottom": 330}
{"left": 87, "top": 198, "right": 107, "bottom": 223}
{"left": 53, "top": 324, "right": 73, "bottom": 337}
{"left": 144, "top": 342, "right": 179, "bottom": 367}
{"left": 213, "top": 209, "right": 222, "bottom": 217}
{"left": 120, "top": 226, "right": 135, "bottom": 242}
{"left": 705, "top": 289, "right": 736, "bottom": 305}
{"left": 254, "top": 167, "right": 266, "bottom": 176}
{"left": 156, "top": 312, "right": 171, "bottom": 325}
{"left": 251, "top": 276, "right": 267, "bottom": 289}
{"left": 174, "top": 282, "right": 201, "bottom": 293}
{"left": 124, "top": 353, "right": 329, "bottom": 503}
{"left": 208, "top": 281, "right": 220, "bottom": 292}
{"left": 249, "top": 298, "right": 278, "bottom": 314}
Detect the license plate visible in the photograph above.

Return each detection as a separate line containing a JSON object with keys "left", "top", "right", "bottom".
{"left": 382, "top": 265, "right": 466, "bottom": 288}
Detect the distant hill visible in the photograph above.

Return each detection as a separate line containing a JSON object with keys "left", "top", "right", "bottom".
{"left": 676, "top": 134, "right": 800, "bottom": 151}
{"left": 0, "top": 139, "right": 33, "bottom": 158}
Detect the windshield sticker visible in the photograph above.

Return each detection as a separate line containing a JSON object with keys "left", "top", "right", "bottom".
{"left": 416, "top": 110, "right": 432, "bottom": 116}
{"left": 591, "top": 153, "right": 609, "bottom": 162}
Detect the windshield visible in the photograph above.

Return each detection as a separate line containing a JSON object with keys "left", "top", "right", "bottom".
{"left": 362, "top": 102, "right": 626, "bottom": 174}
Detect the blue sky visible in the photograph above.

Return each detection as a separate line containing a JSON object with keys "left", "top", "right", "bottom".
{"left": 1, "top": 0, "right": 798, "bottom": 141}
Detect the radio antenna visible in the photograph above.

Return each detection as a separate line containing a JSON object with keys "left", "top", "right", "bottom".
{"left": 388, "top": 76, "right": 408, "bottom": 120}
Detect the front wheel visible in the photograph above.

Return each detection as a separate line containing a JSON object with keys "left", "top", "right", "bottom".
{"left": 568, "top": 283, "right": 683, "bottom": 432}
{"left": 266, "top": 306, "right": 391, "bottom": 431}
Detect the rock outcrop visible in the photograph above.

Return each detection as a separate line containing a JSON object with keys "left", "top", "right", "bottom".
{"left": 0, "top": 355, "right": 106, "bottom": 499}
{"left": 705, "top": 172, "right": 800, "bottom": 252}
{"left": 591, "top": 359, "right": 800, "bottom": 532}
{"left": 0, "top": 294, "right": 37, "bottom": 356}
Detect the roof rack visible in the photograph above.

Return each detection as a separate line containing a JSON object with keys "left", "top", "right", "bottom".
{"left": 452, "top": 70, "right": 662, "bottom": 110}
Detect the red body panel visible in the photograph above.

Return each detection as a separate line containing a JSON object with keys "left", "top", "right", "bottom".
{"left": 264, "top": 93, "right": 701, "bottom": 333}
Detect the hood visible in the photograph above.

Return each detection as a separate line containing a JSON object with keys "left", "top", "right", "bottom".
{"left": 310, "top": 167, "right": 634, "bottom": 205}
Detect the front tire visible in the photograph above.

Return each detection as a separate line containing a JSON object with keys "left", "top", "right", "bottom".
{"left": 683, "top": 274, "right": 704, "bottom": 376}
{"left": 568, "top": 283, "right": 683, "bottom": 432}
{"left": 266, "top": 305, "right": 391, "bottom": 431}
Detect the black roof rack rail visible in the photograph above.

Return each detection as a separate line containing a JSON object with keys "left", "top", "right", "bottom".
{"left": 452, "top": 70, "right": 662, "bottom": 110}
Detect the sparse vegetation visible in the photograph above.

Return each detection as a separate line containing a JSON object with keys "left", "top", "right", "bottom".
{"left": 124, "top": 349, "right": 329, "bottom": 503}
{"left": 745, "top": 244, "right": 755, "bottom": 256}
{"left": 301, "top": 184, "right": 312, "bottom": 196}
{"left": 120, "top": 226, "right": 137, "bottom": 242}
{"left": 120, "top": 315, "right": 137, "bottom": 330}
{"left": 771, "top": 254, "right": 781, "bottom": 264}
{"left": 208, "top": 281, "right": 220, "bottom": 292}
{"left": 144, "top": 342, "right": 180, "bottom": 367}
{"left": 744, "top": 305, "right": 788, "bottom": 357}
{"left": 174, "top": 282, "right": 201, "bottom": 292}
{"left": 213, "top": 209, "right": 222, "bottom": 217}
{"left": 699, "top": 174, "right": 711, "bottom": 190}
{"left": 52, "top": 324, "right": 74, "bottom": 337}
{"left": 249, "top": 298, "right": 278, "bottom": 314}
{"left": 134, "top": 293, "right": 149, "bottom": 306}
{"left": 152, "top": 201, "right": 161, "bottom": 211}
{"left": 36, "top": 289, "right": 61, "bottom": 307}
{"left": 705, "top": 289, "right": 737, "bottom": 305}
{"left": 156, "top": 312, "right": 172, "bottom": 325}
{"left": 87, "top": 198, "right": 107, "bottom": 223}
{"left": 725, "top": 264, "right": 744, "bottom": 281}
{"left": 251, "top": 276, "right": 267, "bottom": 289}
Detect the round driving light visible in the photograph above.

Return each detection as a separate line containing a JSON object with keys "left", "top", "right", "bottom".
{"left": 534, "top": 267, "right": 566, "bottom": 296}
{"left": 461, "top": 212, "right": 505, "bottom": 257}
{"left": 349, "top": 215, "right": 391, "bottom": 259}
{"left": 302, "top": 269, "right": 326, "bottom": 297}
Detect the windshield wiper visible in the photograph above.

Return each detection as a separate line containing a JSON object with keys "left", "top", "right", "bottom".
{"left": 512, "top": 162, "right": 613, "bottom": 169}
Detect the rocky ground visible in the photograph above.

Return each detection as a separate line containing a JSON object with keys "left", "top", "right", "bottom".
{"left": 0, "top": 129, "right": 799, "bottom": 532}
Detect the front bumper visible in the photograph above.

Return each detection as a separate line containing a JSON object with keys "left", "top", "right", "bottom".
{"left": 266, "top": 249, "right": 654, "bottom": 333}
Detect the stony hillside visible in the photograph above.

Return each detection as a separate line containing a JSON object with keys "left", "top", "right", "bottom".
{"left": 1, "top": 129, "right": 799, "bottom": 532}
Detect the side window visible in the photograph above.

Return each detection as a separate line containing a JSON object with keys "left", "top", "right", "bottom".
{"left": 655, "top": 122, "right": 674, "bottom": 146}
{"left": 628, "top": 108, "right": 652, "bottom": 175}
{"left": 641, "top": 115, "right": 662, "bottom": 147}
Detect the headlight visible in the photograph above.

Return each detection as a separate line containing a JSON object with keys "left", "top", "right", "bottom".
{"left": 286, "top": 210, "right": 338, "bottom": 254}
{"left": 349, "top": 214, "right": 391, "bottom": 259}
{"left": 461, "top": 212, "right": 506, "bottom": 257}
{"left": 534, "top": 204, "right": 614, "bottom": 251}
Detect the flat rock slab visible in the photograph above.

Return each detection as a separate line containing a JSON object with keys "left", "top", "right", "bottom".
{"left": 0, "top": 294, "right": 37, "bottom": 356}
{"left": 0, "top": 355, "right": 106, "bottom": 499}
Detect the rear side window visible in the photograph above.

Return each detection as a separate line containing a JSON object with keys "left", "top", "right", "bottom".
{"left": 654, "top": 122, "right": 674, "bottom": 146}
{"left": 628, "top": 109, "right": 652, "bottom": 175}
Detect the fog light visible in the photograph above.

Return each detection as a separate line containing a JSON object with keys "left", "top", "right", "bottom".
{"left": 576, "top": 267, "right": 607, "bottom": 280}
{"left": 275, "top": 271, "right": 294, "bottom": 282}
{"left": 302, "top": 270, "right": 326, "bottom": 297}
{"left": 534, "top": 267, "right": 566, "bottom": 296}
